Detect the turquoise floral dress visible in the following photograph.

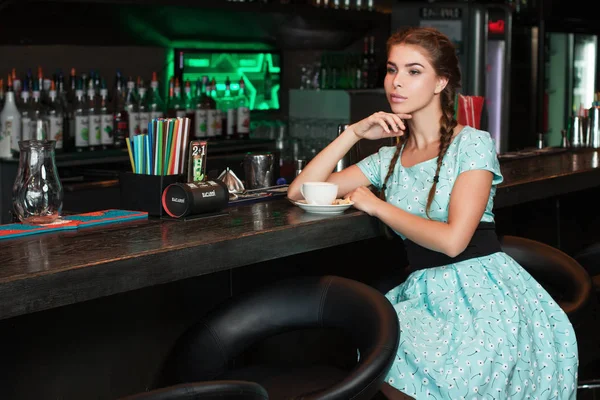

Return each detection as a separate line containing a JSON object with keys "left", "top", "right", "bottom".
{"left": 357, "top": 126, "right": 578, "bottom": 399}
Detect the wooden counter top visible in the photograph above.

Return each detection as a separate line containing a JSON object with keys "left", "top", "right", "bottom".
{"left": 495, "top": 149, "right": 600, "bottom": 208}
{"left": 1, "top": 148, "right": 599, "bottom": 321}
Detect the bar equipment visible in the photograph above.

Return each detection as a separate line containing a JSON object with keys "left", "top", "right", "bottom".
{"left": 243, "top": 152, "right": 275, "bottom": 189}
{"left": 568, "top": 115, "right": 586, "bottom": 148}
{"left": 560, "top": 129, "right": 570, "bottom": 148}
{"left": 588, "top": 106, "right": 600, "bottom": 148}
{"left": 335, "top": 123, "right": 353, "bottom": 172}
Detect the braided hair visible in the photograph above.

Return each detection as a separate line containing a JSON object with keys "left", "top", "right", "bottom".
{"left": 378, "top": 27, "right": 461, "bottom": 219}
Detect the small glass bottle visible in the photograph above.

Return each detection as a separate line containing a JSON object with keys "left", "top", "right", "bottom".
{"left": 0, "top": 75, "right": 21, "bottom": 158}
{"left": 47, "top": 81, "right": 64, "bottom": 151}
{"left": 99, "top": 85, "right": 114, "bottom": 149}
{"left": 87, "top": 87, "right": 101, "bottom": 150}
{"left": 237, "top": 78, "right": 250, "bottom": 139}
{"left": 73, "top": 82, "right": 89, "bottom": 151}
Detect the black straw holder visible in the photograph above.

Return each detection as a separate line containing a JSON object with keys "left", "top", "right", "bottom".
{"left": 119, "top": 172, "right": 184, "bottom": 217}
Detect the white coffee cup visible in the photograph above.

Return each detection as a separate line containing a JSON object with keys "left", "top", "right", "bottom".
{"left": 301, "top": 182, "right": 338, "bottom": 205}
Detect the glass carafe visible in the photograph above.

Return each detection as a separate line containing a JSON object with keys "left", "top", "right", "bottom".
{"left": 13, "top": 140, "right": 63, "bottom": 224}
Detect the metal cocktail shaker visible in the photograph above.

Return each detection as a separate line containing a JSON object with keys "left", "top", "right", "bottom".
{"left": 588, "top": 106, "right": 600, "bottom": 148}
{"left": 335, "top": 124, "right": 354, "bottom": 172}
{"left": 569, "top": 115, "right": 586, "bottom": 148}
{"left": 243, "top": 152, "right": 274, "bottom": 190}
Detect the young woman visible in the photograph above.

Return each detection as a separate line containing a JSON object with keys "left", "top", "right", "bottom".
{"left": 288, "top": 27, "right": 578, "bottom": 399}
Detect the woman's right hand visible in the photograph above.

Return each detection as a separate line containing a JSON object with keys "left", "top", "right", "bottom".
{"left": 350, "top": 111, "right": 412, "bottom": 141}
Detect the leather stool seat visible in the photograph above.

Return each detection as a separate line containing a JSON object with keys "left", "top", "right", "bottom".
{"left": 155, "top": 275, "right": 400, "bottom": 400}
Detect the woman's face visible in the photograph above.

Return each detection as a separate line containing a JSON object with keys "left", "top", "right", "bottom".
{"left": 384, "top": 43, "right": 447, "bottom": 115}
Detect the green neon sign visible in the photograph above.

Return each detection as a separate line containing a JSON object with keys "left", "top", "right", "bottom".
{"left": 172, "top": 49, "right": 280, "bottom": 111}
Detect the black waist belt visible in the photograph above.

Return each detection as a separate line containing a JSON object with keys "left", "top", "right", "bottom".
{"left": 403, "top": 222, "right": 502, "bottom": 270}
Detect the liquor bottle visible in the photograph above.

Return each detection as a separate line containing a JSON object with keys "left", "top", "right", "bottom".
{"left": 99, "top": 82, "right": 114, "bottom": 149}
{"left": 125, "top": 76, "right": 139, "bottom": 139}
{"left": 222, "top": 77, "right": 236, "bottom": 139}
{"left": 320, "top": 54, "right": 329, "bottom": 89}
{"left": 12, "top": 69, "right": 21, "bottom": 99}
{"left": 237, "top": 78, "right": 250, "bottom": 139}
{"left": 368, "top": 35, "right": 378, "bottom": 88}
{"left": 0, "top": 79, "right": 5, "bottom": 110}
{"left": 183, "top": 79, "right": 196, "bottom": 129}
{"left": 25, "top": 69, "right": 34, "bottom": 98}
{"left": 67, "top": 68, "right": 77, "bottom": 106}
{"left": 37, "top": 66, "right": 47, "bottom": 106}
{"left": 112, "top": 76, "right": 128, "bottom": 149}
{"left": 0, "top": 75, "right": 21, "bottom": 158}
{"left": 263, "top": 59, "right": 272, "bottom": 101}
{"left": 172, "top": 77, "right": 186, "bottom": 118}
{"left": 47, "top": 81, "right": 64, "bottom": 151}
{"left": 87, "top": 87, "right": 101, "bottom": 150}
{"left": 361, "top": 36, "right": 369, "bottom": 89}
{"left": 30, "top": 81, "right": 47, "bottom": 140}
{"left": 57, "top": 71, "right": 74, "bottom": 152}
{"left": 149, "top": 71, "right": 164, "bottom": 121}
{"left": 92, "top": 70, "right": 101, "bottom": 94}
{"left": 194, "top": 77, "right": 208, "bottom": 139}
{"left": 73, "top": 80, "right": 89, "bottom": 151}
{"left": 212, "top": 78, "right": 223, "bottom": 137}
{"left": 19, "top": 81, "right": 33, "bottom": 142}
{"left": 206, "top": 78, "right": 219, "bottom": 139}
{"left": 111, "top": 69, "right": 123, "bottom": 104}
{"left": 137, "top": 83, "right": 150, "bottom": 135}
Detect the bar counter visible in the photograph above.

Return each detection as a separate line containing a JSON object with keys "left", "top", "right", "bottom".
{"left": 1, "top": 148, "right": 600, "bottom": 321}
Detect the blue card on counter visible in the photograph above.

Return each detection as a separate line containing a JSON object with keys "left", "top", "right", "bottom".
{"left": 0, "top": 210, "right": 148, "bottom": 240}
{"left": 62, "top": 209, "right": 149, "bottom": 228}
{"left": 0, "top": 219, "right": 78, "bottom": 239}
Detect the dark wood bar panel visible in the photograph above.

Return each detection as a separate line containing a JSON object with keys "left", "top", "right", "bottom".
{"left": 0, "top": 148, "right": 599, "bottom": 322}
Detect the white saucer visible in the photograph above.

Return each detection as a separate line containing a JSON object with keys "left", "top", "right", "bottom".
{"left": 290, "top": 199, "right": 354, "bottom": 214}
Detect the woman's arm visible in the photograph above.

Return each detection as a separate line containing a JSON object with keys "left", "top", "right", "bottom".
{"left": 349, "top": 169, "right": 493, "bottom": 257}
{"left": 287, "top": 128, "right": 369, "bottom": 201}
{"left": 287, "top": 112, "right": 410, "bottom": 201}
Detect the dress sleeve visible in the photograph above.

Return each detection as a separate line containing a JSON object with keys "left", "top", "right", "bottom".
{"left": 356, "top": 149, "right": 383, "bottom": 189}
{"left": 457, "top": 130, "right": 503, "bottom": 185}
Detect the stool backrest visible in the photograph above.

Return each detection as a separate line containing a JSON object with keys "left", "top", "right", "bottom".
{"left": 499, "top": 235, "right": 593, "bottom": 323}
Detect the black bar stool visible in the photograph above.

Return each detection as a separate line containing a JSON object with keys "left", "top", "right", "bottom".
{"left": 153, "top": 275, "right": 400, "bottom": 400}
{"left": 498, "top": 235, "right": 593, "bottom": 326}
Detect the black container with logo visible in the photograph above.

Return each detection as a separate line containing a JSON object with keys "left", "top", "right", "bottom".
{"left": 162, "top": 180, "right": 229, "bottom": 218}
{"left": 119, "top": 172, "right": 185, "bottom": 217}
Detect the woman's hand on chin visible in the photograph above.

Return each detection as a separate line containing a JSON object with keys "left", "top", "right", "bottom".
{"left": 350, "top": 111, "right": 412, "bottom": 141}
